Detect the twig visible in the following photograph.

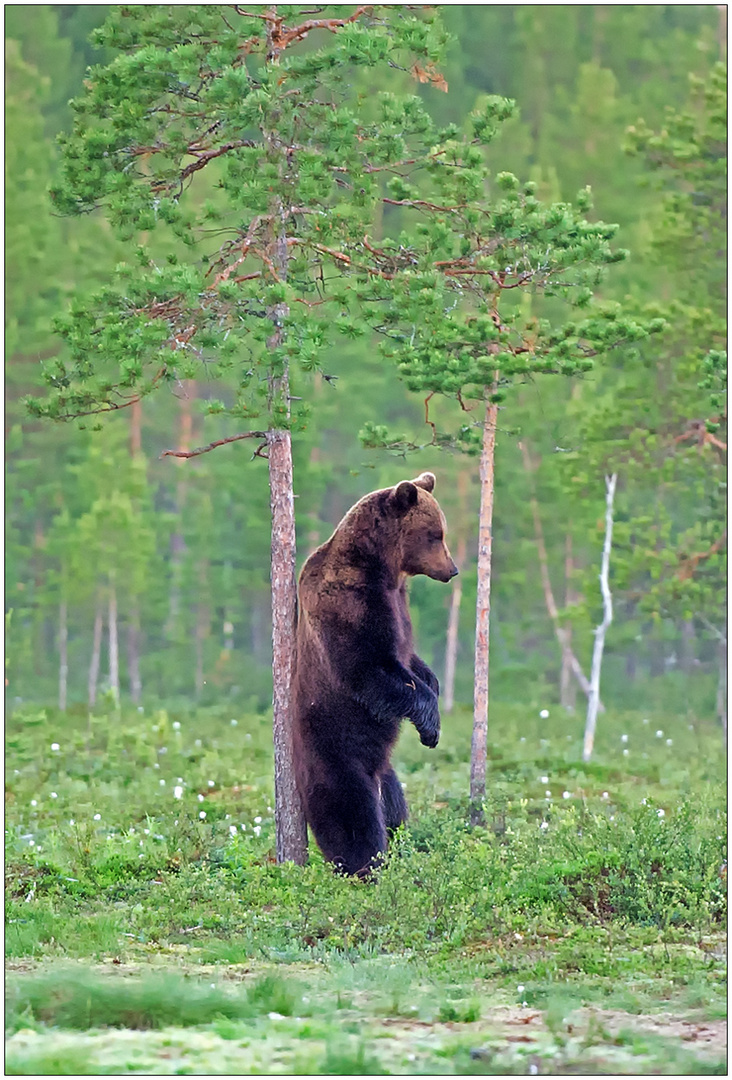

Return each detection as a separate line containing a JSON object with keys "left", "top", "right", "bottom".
{"left": 161, "top": 431, "right": 267, "bottom": 459}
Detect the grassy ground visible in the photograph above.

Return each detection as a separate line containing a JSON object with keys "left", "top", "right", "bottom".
{"left": 5, "top": 697, "right": 727, "bottom": 1074}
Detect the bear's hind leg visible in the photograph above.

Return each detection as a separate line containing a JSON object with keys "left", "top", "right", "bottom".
{"left": 306, "top": 768, "right": 386, "bottom": 878}
{"left": 380, "top": 767, "right": 408, "bottom": 836}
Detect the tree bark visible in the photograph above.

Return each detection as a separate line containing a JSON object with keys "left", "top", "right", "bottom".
{"left": 127, "top": 604, "right": 142, "bottom": 704}
{"left": 88, "top": 596, "right": 103, "bottom": 709}
{"left": 58, "top": 599, "right": 68, "bottom": 712}
{"left": 471, "top": 390, "right": 498, "bottom": 824}
{"left": 165, "top": 384, "right": 194, "bottom": 638}
{"left": 263, "top": 26, "right": 308, "bottom": 863}
{"left": 583, "top": 473, "right": 617, "bottom": 762}
{"left": 108, "top": 581, "right": 120, "bottom": 705}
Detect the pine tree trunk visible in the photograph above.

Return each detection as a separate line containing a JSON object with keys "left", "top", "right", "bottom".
{"left": 443, "top": 533, "right": 466, "bottom": 714}
{"left": 88, "top": 596, "right": 103, "bottom": 709}
{"left": 130, "top": 397, "right": 142, "bottom": 456}
{"left": 166, "top": 385, "right": 194, "bottom": 638}
{"left": 108, "top": 582, "right": 120, "bottom": 705}
{"left": 471, "top": 390, "right": 498, "bottom": 824}
{"left": 583, "top": 474, "right": 617, "bottom": 762}
{"left": 127, "top": 604, "right": 142, "bottom": 704}
{"left": 58, "top": 599, "right": 68, "bottom": 712}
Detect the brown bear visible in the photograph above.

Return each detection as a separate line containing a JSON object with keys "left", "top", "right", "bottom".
{"left": 292, "top": 472, "right": 458, "bottom": 877}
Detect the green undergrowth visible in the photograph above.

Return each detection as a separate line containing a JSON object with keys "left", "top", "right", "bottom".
{"left": 5, "top": 700, "right": 727, "bottom": 1073}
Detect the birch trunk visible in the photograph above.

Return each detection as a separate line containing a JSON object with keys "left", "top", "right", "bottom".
{"left": 583, "top": 473, "right": 617, "bottom": 762}
{"left": 263, "top": 22, "right": 308, "bottom": 863}
{"left": 108, "top": 582, "right": 120, "bottom": 705}
{"left": 443, "top": 533, "right": 466, "bottom": 714}
{"left": 127, "top": 605, "right": 142, "bottom": 704}
{"left": 471, "top": 391, "right": 498, "bottom": 824}
{"left": 58, "top": 599, "right": 68, "bottom": 712}
{"left": 88, "top": 597, "right": 103, "bottom": 709}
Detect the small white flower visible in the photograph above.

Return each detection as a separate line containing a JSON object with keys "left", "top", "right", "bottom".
{"left": 173, "top": 786, "right": 183, "bottom": 799}
{"left": 657, "top": 808, "right": 665, "bottom": 818}
{"left": 137, "top": 706, "right": 144, "bottom": 713}
{"left": 254, "top": 815, "right": 262, "bottom": 824}
{"left": 143, "top": 828, "right": 150, "bottom": 835}
{"left": 207, "top": 780, "right": 215, "bottom": 788}
{"left": 172, "top": 721, "right": 181, "bottom": 731}
{"left": 655, "top": 729, "right": 664, "bottom": 738}
{"left": 666, "top": 738, "right": 673, "bottom": 746}
{"left": 253, "top": 825, "right": 261, "bottom": 837}
{"left": 240, "top": 824, "right": 246, "bottom": 832}
{"left": 642, "top": 717, "right": 649, "bottom": 724}
{"left": 517, "top": 984, "right": 525, "bottom": 994}
{"left": 159, "top": 779, "right": 166, "bottom": 786}
{"left": 268, "top": 1012, "right": 284, "bottom": 1020}
{"left": 50, "top": 792, "right": 58, "bottom": 799}
{"left": 51, "top": 743, "right": 60, "bottom": 751}
{"left": 562, "top": 791, "right": 571, "bottom": 800}
{"left": 30, "top": 799, "right": 37, "bottom": 807}
{"left": 230, "top": 719, "right": 238, "bottom": 726}
{"left": 69, "top": 819, "right": 75, "bottom": 826}
{"left": 623, "top": 749, "right": 629, "bottom": 756}
{"left": 229, "top": 825, "right": 238, "bottom": 837}
{"left": 545, "top": 789, "right": 552, "bottom": 797}
{"left": 28, "top": 839, "right": 35, "bottom": 846}
{"left": 621, "top": 734, "right": 628, "bottom": 743}
{"left": 130, "top": 827, "right": 135, "bottom": 833}
{"left": 199, "top": 811, "right": 206, "bottom": 820}
{"left": 602, "top": 792, "right": 609, "bottom": 800}
{"left": 539, "top": 821, "right": 549, "bottom": 831}
{"left": 153, "top": 763, "right": 160, "bottom": 769}
{"left": 195, "top": 739, "right": 202, "bottom": 748}
{"left": 267, "top": 806, "right": 273, "bottom": 813}
{"left": 198, "top": 794, "right": 205, "bottom": 803}
{"left": 93, "top": 813, "right": 101, "bottom": 821}
{"left": 540, "top": 776, "right": 549, "bottom": 785}
{"left": 539, "top": 709, "right": 549, "bottom": 719}
{"left": 158, "top": 747, "right": 167, "bottom": 755}
{"left": 519, "top": 736, "right": 526, "bottom": 743}
{"left": 688, "top": 724, "right": 695, "bottom": 731}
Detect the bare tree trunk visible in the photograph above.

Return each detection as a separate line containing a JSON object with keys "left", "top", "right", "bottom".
{"left": 88, "top": 596, "right": 103, "bottom": 709}
{"left": 583, "top": 474, "right": 617, "bottom": 762}
{"left": 443, "top": 533, "right": 466, "bottom": 714}
{"left": 130, "top": 397, "right": 142, "bottom": 456}
{"left": 127, "top": 604, "right": 142, "bottom": 704}
{"left": 58, "top": 599, "right": 68, "bottom": 712}
{"left": 108, "top": 581, "right": 120, "bottom": 705}
{"left": 471, "top": 390, "right": 498, "bottom": 824}
{"left": 519, "top": 439, "right": 603, "bottom": 712}
{"left": 262, "top": 33, "right": 308, "bottom": 862}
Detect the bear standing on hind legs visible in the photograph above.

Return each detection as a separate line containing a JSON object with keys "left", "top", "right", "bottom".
{"left": 292, "top": 472, "right": 458, "bottom": 878}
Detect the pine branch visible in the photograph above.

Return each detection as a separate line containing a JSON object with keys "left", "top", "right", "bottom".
{"left": 160, "top": 431, "right": 267, "bottom": 459}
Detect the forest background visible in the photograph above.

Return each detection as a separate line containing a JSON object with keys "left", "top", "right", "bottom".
{"left": 5, "top": 3, "right": 727, "bottom": 727}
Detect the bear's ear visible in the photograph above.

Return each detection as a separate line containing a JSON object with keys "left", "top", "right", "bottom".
{"left": 393, "top": 480, "right": 419, "bottom": 515}
{"left": 413, "top": 472, "right": 435, "bottom": 493}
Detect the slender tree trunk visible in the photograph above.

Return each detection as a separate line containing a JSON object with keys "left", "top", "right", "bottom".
{"left": 471, "top": 390, "right": 498, "bottom": 824}
{"left": 583, "top": 474, "right": 617, "bottom": 762}
{"left": 443, "top": 533, "right": 466, "bottom": 714}
{"left": 58, "top": 599, "right": 68, "bottom": 712}
{"left": 127, "top": 604, "right": 142, "bottom": 704}
{"left": 519, "top": 439, "right": 603, "bottom": 712}
{"left": 262, "top": 29, "right": 308, "bottom": 863}
{"left": 108, "top": 581, "right": 120, "bottom": 705}
{"left": 88, "top": 596, "right": 103, "bottom": 709}
{"left": 130, "top": 397, "right": 142, "bottom": 456}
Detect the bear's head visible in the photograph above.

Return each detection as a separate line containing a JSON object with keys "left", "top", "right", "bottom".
{"left": 391, "top": 472, "right": 458, "bottom": 583}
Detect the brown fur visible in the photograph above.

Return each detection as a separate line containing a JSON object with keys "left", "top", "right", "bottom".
{"left": 292, "top": 472, "right": 457, "bottom": 877}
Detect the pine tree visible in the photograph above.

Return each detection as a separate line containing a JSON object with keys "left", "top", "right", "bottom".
{"left": 32, "top": 3, "right": 456, "bottom": 863}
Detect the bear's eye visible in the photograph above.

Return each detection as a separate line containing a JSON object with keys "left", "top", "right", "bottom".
{"left": 429, "top": 532, "right": 443, "bottom": 544}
